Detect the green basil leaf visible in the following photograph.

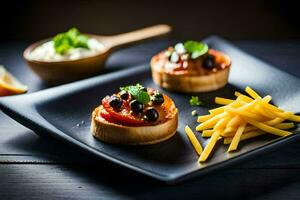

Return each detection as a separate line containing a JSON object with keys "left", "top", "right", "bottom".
{"left": 120, "top": 83, "right": 150, "bottom": 104}
{"left": 184, "top": 41, "right": 208, "bottom": 59}
{"left": 136, "top": 91, "right": 150, "bottom": 104}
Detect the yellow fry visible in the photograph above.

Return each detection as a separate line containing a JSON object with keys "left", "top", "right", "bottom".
{"left": 236, "top": 94, "right": 254, "bottom": 103}
{"left": 243, "top": 123, "right": 293, "bottom": 133}
{"left": 243, "top": 117, "right": 291, "bottom": 137}
{"left": 245, "top": 86, "right": 262, "bottom": 99}
{"left": 214, "top": 122, "right": 293, "bottom": 139}
{"left": 226, "top": 115, "right": 242, "bottom": 128}
{"left": 234, "top": 91, "right": 243, "bottom": 97}
{"left": 235, "top": 91, "right": 255, "bottom": 102}
{"left": 265, "top": 117, "right": 285, "bottom": 126}
{"left": 213, "top": 115, "right": 232, "bottom": 131}
{"left": 215, "top": 97, "right": 235, "bottom": 105}
{"left": 209, "top": 106, "right": 225, "bottom": 115}
{"left": 262, "top": 95, "right": 272, "bottom": 103}
{"left": 197, "top": 114, "right": 212, "bottom": 123}
{"left": 223, "top": 137, "right": 232, "bottom": 145}
{"left": 274, "top": 122, "right": 294, "bottom": 130}
{"left": 224, "top": 126, "right": 237, "bottom": 134}
{"left": 244, "top": 125, "right": 258, "bottom": 132}
{"left": 221, "top": 131, "right": 235, "bottom": 137}
{"left": 221, "top": 123, "right": 276, "bottom": 137}
{"left": 228, "top": 121, "right": 247, "bottom": 152}
{"left": 227, "top": 107, "right": 267, "bottom": 121}
{"left": 255, "top": 105, "right": 277, "bottom": 119}
{"left": 202, "top": 130, "right": 213, "bottom": 137}
{"left": 199, "top": 130, "right": 222, "bottom": 162}
{"left": 185, "top": 126, "right": 203, "bottom": 155}
{"left": 289, "top": 115, "right": 300, "bottom": 122}
{"left": 260, "top": 102, "right": 284, "bottom": 113}
{"left": 270, "top": 111, "right": 296, "bottom": 121}
{"left": 202, "top": 130, "right": 237, "bottom": 138}
{"left": 227, "top": 96, "right": 271, "bottom": 119}
{"left": 224, "top": 130, "right": 265, "bottom": 144}
{"left": 235, "top": 98, "right": 260, "bottom": 111}
{"left": 196, "top": 113, "right": 224, "bottom": 131}
{"left": 261, "top": 102, "right": 293, "bottom": 119}
{"left": 201, "top": 130, "right": 224, "bottom": 140}
{"left": 209, "top": 95, "right": 248, "bottom": 115}
{"left": 273, "top": 111, "right": 294, "bottom": 119}
{"left": 262, "top": 102, "right": 299, "bottom": 122}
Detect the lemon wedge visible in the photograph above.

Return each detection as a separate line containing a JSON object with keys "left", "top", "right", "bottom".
{"left": 0, "top": 65, "right": 28, "bottom": 96}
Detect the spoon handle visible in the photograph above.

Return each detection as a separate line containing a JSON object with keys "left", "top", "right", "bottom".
{"left": 103, "top": 24, "right": 171, "bottom": 49}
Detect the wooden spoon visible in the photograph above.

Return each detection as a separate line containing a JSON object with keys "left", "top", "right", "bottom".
{"left": 23, "top": 24, "right": 171, "bottom": 84}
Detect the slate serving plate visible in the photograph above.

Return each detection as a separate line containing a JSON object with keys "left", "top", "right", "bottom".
{"left": 0, "top": 36, "right": 300, "bottom": 183}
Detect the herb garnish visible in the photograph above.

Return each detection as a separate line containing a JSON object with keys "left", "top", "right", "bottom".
{"left": 53, "top": 28, "right": 89, "bottom": 54}
{"left": 184, "top": 41, "right": 208, "bottom": 59}
{"left": 189, "top": 96, "right": 204, "bottom": 106}
{"left": 120, "top": 83, "right": 150, "bottom": 104}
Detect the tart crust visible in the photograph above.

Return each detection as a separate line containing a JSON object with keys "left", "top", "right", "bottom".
{"left": 91, "top": 105, "right": 178, "bottom": 145}
{"left": 150, "top": 49, "right": 231, "bottom": 93}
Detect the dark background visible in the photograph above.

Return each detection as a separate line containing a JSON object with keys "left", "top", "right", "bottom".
{"left": 1, "top": 0, "right": 300, "bottom": 42}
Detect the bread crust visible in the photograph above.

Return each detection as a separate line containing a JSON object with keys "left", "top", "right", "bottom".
{"left": 151, "top": 64, "right": 230, "bottom": 93}
{"left": 91, "top": 106, "right": 178, "bottom": 145}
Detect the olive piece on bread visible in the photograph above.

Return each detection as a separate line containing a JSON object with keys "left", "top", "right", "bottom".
{"left": 130, "top": 100, "right": 144, "bottom": 114}
{"left": 203, "top": 55, "right": 215, "bottom": 69}
{"left": 119, "top": 90, "right": 129, "bottom": 100}
{"left": 109, "top": 96, "right": 123, "bottom": 110}
{"left": 152, "top": 92, "right": 164, "bottom": 105}
{"left": 144, "top": 108, "right": 159, "bottom": 122}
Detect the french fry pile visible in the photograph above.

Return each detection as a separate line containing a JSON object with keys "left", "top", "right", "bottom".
{"left": 185, "top": 86, "right": 300, "bottom": 163}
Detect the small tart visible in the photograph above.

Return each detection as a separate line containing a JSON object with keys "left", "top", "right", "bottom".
{"left": 151, "top": 47, "right": 231, "bottom": 93}
{"left": 91, "top": 86, "right": 178, "bottom": 145}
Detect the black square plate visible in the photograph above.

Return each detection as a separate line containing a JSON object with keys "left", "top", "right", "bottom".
{"left": 1, "top": 36, "right": 300, "bottom": 183}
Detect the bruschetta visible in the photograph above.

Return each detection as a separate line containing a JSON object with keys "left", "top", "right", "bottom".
{"left": 150, "top": 41, "right": 231, "bottom": 93}
{"left": 91, "top": 84, "right": 178, "bottom": 145}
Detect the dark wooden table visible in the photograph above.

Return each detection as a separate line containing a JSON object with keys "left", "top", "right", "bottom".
{"left": 0, "top": 40, "right": 300, "bottom": 199}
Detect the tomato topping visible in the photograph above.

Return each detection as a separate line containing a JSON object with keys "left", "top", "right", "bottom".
{"left": 102, "top": 96, "right": 145, "bottom": 126}
{"left": 208, "top": 49, "right": 231, "bottom": 68}
{"left": 99, "top": 109, "right": 119, "bottom": 124}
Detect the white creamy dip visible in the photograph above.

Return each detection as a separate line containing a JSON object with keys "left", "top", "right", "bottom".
{"left": 29, "top": 38, "right": 105, "bottom": 62}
